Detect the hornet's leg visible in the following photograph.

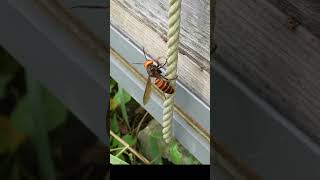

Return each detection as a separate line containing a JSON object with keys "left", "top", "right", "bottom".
{"left": 160, "top": 58, "right": 167, "bottom": 68}
{"left": 163, "top": 75, "right": 178, "bottom": 81}
{"left": 155, "top": 56, "right": 167, "bottom": 67}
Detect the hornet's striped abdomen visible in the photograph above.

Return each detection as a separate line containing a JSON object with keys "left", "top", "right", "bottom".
{"left": 155, "top": 79, "right": 175, "bottom": 94}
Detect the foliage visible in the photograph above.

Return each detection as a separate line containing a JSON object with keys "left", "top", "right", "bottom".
{"left": 169, "top": 142, "right": 183, "bottom": 164}
{"left": 110, "top": 154, "right": 129, "bottom": 165}
{"left": 0, "top": 47, "right": 67, "bottom": 179}
{"left": 11, "top": 76, "right": 67, "bottom": 136}
{"left": 109, "top": 78, "right": 136, "bottom": 164}
{"left": 149, "top": 131, "right": 163, "bottom": 164}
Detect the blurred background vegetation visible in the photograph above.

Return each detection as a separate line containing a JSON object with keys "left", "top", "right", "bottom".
{"left": 0, "top": 46, "right": 106, "bottom": 179}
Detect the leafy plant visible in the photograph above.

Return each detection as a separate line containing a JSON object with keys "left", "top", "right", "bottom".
{"left": 110, "top": 154, "right": 128, "bottom": 165}
{"left": 109, "top": 87, "right": 131, "bottom": 111}
{"left": 109, "top": 78, "right": 116, "bottom": 93}
{"left": 149, "top": 131, "right": 163, "bottom": 164}
{"left": 110, "top": 133, "right": 137, "bottom": 164}
{"left": 169, "top": 142, "right": 183, "bottom": 164}
{"left": 110, "top": 113, "right": 119, "bottom": 133}
{"left": 11, "top": 74, "right": 67, "bottom": 180}
{"left": 0, "top": 46, "right": 68, "bottom": 179}
{"left": 11, "top": 78, "right": 67, "bottom": 135}
{"left": 110, "top": 87, "right": 131, "bottom": 129}
{"left": 109, "top": 78, "right": 138, "bottom": 164}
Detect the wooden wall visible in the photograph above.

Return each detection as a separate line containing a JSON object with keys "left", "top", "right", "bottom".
{"left": 215, "top": 0, "right": 320, "bottom": 143}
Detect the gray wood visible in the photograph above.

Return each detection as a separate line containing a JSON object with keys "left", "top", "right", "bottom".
{"left": 266, "top": 0, "right": 320, "bottom": 38}
{"left": 215, "top": 0, "right": 320, "bottom": 143}
{"left": 114, "top": 0, "right": 210, "bottom": 67}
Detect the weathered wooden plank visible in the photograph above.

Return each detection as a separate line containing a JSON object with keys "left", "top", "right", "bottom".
{"left": 266, "top": 0, "right": 320, "bottom": 38}
{"left": 215, "top": 0, "right": 320, "bottom": 143}
{"left": 110, "top": 0, "right": 210, "bottom": 105}
{"left": 116, "top": 0, "right": 210, "bottom": 66}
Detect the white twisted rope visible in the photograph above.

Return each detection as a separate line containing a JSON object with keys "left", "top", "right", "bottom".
{"left": 162, "top": 0, "right": 182, "bottom": 143}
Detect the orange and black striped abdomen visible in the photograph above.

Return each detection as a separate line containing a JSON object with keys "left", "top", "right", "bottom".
{"left": 155, "top": 79, "right": 175, "bottom": 94}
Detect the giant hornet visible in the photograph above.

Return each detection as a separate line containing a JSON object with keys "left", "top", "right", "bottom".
{"left": 133, "top": 48, "right": 176, "bottom": 105}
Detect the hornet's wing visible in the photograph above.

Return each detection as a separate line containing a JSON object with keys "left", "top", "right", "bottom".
{"left": 143, "top": 76, "right": 152, "bottom": 105}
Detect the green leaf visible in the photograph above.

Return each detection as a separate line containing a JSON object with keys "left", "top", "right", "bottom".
{"left": 13, "top": 74, "right": 57, "bottom": 180}
{"left": 109, "top": 98, "right": 118, "bottom": 111}
{"left": 120, "top": 103, "right": 129, "bottom": 129}
{"left": 110, "top": 132, "right": 121, "bottom": 148}
{"left": 115, "top": 88, "right": 131, "bottom": 128}
{"left": 110, "top": 154, "right": 129, "bottom": 165}
{"left": 111, "top": 113, "right": 119, "bottom": 133}
{"left": 110, "top": 137, "right": 115, "bottom": 148}
{"left": 109, "top": 88, "right": 131, "bottom": 112}
{"left": 114, "top": 88, "right": 131, "bottom": 105}
{"left": 149, "top": 135, "right": 162, "bottom": 164}
{"left": 169, "top": 142, "right": 183, "bottom": 164}
{"left": 110, "top": 78, "right": 116, "bottom": 92}
{"left": 41, "top": 87, "right": 67, "bottom": 131}
{"left": 115, "top": 152, "right": 126, "bottom": 162}
{"left": 122, "top": 134, "right": 136, "bottom": 146}
{"left": 11, "top": 82, "right": 67, "bottom": 135}
{"left": 11, "top": 95, "right": 35, "bottom": 135}
{"left": 128, "top": 153, "right": 134, "bottom": 163}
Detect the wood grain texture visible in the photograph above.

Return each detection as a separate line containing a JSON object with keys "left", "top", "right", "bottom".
{"left": 266, "top": 0, "right": 320, "bottom": 38}
{"left": 215, "top": 0, "right": 320, "bottom": 143}
{"left": 111, "top": 0, "right": 210, "bottom": 105}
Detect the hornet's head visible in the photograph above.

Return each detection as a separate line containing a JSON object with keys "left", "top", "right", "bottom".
{"left": 144, "top": 60, "right": 154, "bottom": 69}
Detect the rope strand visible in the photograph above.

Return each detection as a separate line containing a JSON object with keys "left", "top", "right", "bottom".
{"left": 162, "top": 0, "right": 182, "bottom": 143}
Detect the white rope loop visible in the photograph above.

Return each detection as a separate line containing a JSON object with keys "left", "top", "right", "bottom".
{"left": 162, "top": 0, "right": 182, "bottom": 143}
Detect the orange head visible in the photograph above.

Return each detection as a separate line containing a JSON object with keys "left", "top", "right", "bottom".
{"left": 144, "top": 60, "right": 154, "bottom": 69}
